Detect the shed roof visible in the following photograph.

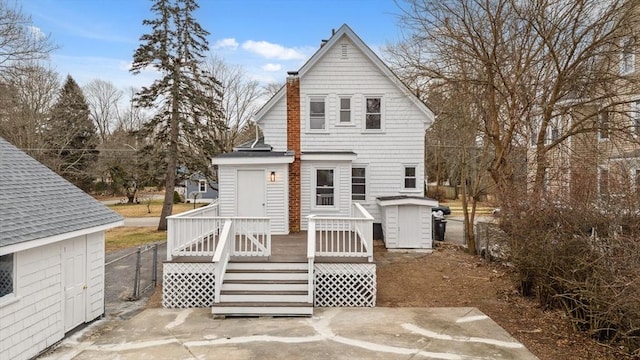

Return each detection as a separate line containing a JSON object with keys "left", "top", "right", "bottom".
{"left": 0, "top": 137, "right": 123, "bottom": 248}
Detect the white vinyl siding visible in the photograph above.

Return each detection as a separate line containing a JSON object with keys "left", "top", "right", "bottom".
{"left": 0, "top": 234, "right": 105, "bottom": 360}
{"left": 258, "top": 35, "right": 428, "bottom": 223}
{"left": 217, "top": 163, "right": 289, "bottom": 234}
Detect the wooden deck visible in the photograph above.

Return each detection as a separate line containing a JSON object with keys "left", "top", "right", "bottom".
{"left": 169, "top": 231, "right": 370, "bottom": 263}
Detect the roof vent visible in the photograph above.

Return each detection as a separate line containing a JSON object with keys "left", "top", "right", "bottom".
{"left": 341, "top": 44, "right": 348, "bottom": 59}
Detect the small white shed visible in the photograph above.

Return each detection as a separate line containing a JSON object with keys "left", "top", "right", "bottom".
{"left": 376, "top": 196, "right": 439, "bottom": 249}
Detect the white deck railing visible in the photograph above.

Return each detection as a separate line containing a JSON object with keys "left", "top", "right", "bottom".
{"left": 213, "top": 220, "right": 233, "bottom": 303}
{"left": 167, "top": 201, "right": 272, "bottom": 260}
{"left": 167, "top": 201, "right": 220, "bottom": 260}
{"left": 307, "top": 203, "right": 374, "bottom": 262}
{"left": 307, "top": 219, "right": 316, "bottom": 304}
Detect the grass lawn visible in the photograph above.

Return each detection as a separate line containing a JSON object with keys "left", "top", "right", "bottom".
{"left": 106, "top": 201, "right": 205, "bottom": 252}
{"left": 108, "top": 200, "right": 200, "bottom": 217}
{"left": 105, "top": 227, "right": 166, "bottom": 252}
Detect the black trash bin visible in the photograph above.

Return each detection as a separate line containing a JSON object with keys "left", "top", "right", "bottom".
{"left": 433, "top": 217, "right": 447, "bottom": 241}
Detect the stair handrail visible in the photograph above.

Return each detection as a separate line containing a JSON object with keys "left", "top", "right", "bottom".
{"left": 212, "top": 219, "right": 233, "bottom": 304}
{"left": 307, "top": 215, "right": 316, "bottom": 304}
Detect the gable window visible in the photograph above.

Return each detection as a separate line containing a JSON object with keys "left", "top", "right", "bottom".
{"left": 316, "top": 169, "right": 334, "bottom": 206}
{"left": 0, "top": 254, "right": 14, "bottom": 299}
{"left": 339, "top": 97, "right": 351, "bottom": 123}
{"left": 404, "top": 165, "right": 417, "bottom": 189}
{"left": 352, "top": 167, "right": 366, "bottom": 201}
{"left": 309, "top": 97, "right": 326, "bottom": 130}
{"left": 598, "top": 111, "right": 609, "bottom": 140}
{"left": 365, "top": 97, "right": 382, "bottom": 130}
{"left": 199, "top": 179, "right": 207, "bottom": 192}
{"left": 621, "top": 37, "right": 635, "bottom": 75}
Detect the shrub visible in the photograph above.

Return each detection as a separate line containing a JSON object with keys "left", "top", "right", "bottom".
{"left": 173, "top": 191, "right": 182, "bottom": 204}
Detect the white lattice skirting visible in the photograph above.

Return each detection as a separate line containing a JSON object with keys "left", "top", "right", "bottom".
{"left": 162, "top": 263, "right": 215, "bottom": 308}
{"left": 314, "top": 263, "right": 376, "bottom": 307}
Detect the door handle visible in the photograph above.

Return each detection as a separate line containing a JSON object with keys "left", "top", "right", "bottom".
{"left": 83, "top": 284, "right": 88, "bottom": 290}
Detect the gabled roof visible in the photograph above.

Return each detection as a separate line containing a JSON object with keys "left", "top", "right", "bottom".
{"left": 0, "top": 137, "right": 123, "bottom": 249}
{"left": 255, "top": 24, "right": 434, "bottom": 123}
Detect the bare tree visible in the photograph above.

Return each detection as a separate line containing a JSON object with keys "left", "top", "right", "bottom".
{"left": 83, "top": 79, "right": 123, "bottom": 143}
{"left": 0, "top": 0, "right": 56, "bottom": 68}
{"left": 262, "top": 81, "right": 284, "bottom": 99}
{"left": 389, "top": 0, "right": 640, "bottom": 198}
{"left": 0, "top": 63, "right": 59, "bottom": 159}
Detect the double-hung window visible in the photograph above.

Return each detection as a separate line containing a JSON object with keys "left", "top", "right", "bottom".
{"left": 598, "top": 111, "right": 609, "bottom": 140}
{"left": 404, "top": 166, "right": 417, "bottom": 190}
{"left": 198, "top": 179, "right": 207, "bottom": 192}
{"left": 339, "top": 97, "right": 351, "bottom": 123}
{"left": 0, "top": 254, "right": 14, "bottom": 299}
{"left": 309, "top": 97, "right": 326, "bottom": 130}
{"left": 621, "top": 37, "right": 635, "bottom": 75}
{"left": 599, "top": 168, "right": 609, "bottom": 200}
{"left": 351, "top": 167, "right": 366, "bottom": 201}
{"left": 316, "top": 169, "right": 334, "bottom": 206}
{"left": 633, "top": 101, "right": 640, "bottom": 136}
{"left": 365, "top": 97, "right": 382, "bottom": 130}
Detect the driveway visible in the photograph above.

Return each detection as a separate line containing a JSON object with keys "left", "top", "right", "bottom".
{"left": 40, "top": 307, "right": 537, "bottom": 359}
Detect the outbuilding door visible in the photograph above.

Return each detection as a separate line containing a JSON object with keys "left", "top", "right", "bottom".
{"left": 63, "top": 236, "right": 87, "bottom": 332}
{"left": 398, "top": 205, "right": 421, "bottom": 248}
{"left": 237, "top": 170, "right": 266, "bottom": 217}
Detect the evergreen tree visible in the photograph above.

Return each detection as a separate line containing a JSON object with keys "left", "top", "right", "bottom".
{"left": 45, "top": 75, "right": 98, "bottom": 191}
{"left": 131, "top": 0, "right": 224, "bottom": 231}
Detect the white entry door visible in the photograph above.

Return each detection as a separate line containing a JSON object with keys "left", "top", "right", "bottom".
{"left": 63, "top": 236, "right": 87, "bottom": 332}
{"left": 237, "top": 170, "right": 266, "bottom": 217}
{"left": 398, "top": 206, "right": 420, "bottom": 248}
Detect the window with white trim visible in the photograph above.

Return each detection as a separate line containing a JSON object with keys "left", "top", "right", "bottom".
{"left": 0, "top": 254, "right": 14, "bottom": 299}
{"left": 339, "top": 97, "right": 351, "bottom": 123}
{"left": 403, "top": 165, "right": 417, "bottom": 189}
{"left": 598, "top": 111, "right": 609, "bottom": 140}
{"left": 621, "top": 37, "right": 635, "bottom": 75}
{"left": 351, "top": 166, "right": 366, "bottom": 201}
{"left": 309, "top": 97, "right": 326, "bottom": 130}
{"left": 598, "top": 168, "right": 609, "bottom": 199}
{"left": 633, "top": 101, "right": 640, "bottom": 136}
{"left": 365, "top": 97, "right": 382, "bottom": 130}
{"left": 198, "top": 179, "right": 207, "bottom": 192}
{"left": 316, "top": 169, "right": 334, "bottom": 206}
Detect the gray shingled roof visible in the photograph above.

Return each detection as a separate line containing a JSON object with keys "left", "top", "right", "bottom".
{"left": 0, "top": 137, "right": 123, "bottom": 248}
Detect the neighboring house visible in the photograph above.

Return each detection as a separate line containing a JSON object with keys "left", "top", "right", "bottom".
{"left": 183, "top": 174, "right": 218, "bottom": 203}
{"left": 162, "top": 24, "right": 435, "bottom": 317}
{"left": 0, "top": 137, "right": 123, "bottom": 360}
{"left": 213, "top": 23, "right": 435, "bottom": 236}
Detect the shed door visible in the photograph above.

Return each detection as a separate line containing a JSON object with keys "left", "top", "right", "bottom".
{"left": 237, "top": 170, "right": 266, "bottom": 217}
{"left": 63, "top": 236, "right": 87, "bottom": 332}
{"left": 398, "top": 205, "right": 420, "bottom": 248}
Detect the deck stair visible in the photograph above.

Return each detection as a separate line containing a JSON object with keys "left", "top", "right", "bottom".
{"left": 212, "top": 261, "right": 313, "bottom": 317}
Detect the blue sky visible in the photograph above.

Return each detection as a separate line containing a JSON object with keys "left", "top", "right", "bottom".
{"left": 21, "top": 0, "right": 405, "bottom": 90}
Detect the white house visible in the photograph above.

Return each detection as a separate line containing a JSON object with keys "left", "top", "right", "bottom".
{"left": 213, "top": 23, "right": 435, "bottom": 236}
{"left": 162, "top": 24, "right": 435, "bottom": 317}
{"left": 0, "top": 137, "right": 123, "bottom": 360}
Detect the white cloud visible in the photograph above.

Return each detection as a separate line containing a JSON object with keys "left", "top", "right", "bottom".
{"left": 28, "top": 26, "right": 46, "bottom": 40}
{"left": 262, "top": 63, "right": 281, "bottom": 72}
{"left": 213, "top": 38, "right": 239, "bottom": 50}
{"left": 242, "top": 40, "right": 306, "bottom": 60}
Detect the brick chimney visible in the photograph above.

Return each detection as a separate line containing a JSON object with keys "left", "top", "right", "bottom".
{"left": 286, "top": 71, "right": 301, "bottom": 232}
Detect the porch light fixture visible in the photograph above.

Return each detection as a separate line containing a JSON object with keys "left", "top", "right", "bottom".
{"left": 270, "top": 171, "right": 276, "bottom": 182}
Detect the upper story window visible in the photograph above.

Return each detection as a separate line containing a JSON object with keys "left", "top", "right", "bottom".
{"left": 365, "top": 97, "right": 382, "bottom": 130}
{"left": 598, "top": 167, "right": 609, "bottom": 200}
{"left": 351, "top": 166, "right": 366, "bottom": 201}
{"left": 403, "top": 165, "right": 417, "bottom": 190}
{"left": 0, "top": 253, "right": 14, "bottom": 299}
{"left": 598, "top": 110, "right": 609, "bottom": 140}
{"left": 339, "top": 97, "right": 351, "bottom": 123}
{"left": 199, "top": 179, "right": 207, "bottom": 192}
{"left": 309, "top": 97, "right": 326, "bottom": 130}
{"left": 621, "top": 37, "right": 635, "bottom": 75}
{"left": 316, "top": 168, "right": 334, "bottom": 206}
